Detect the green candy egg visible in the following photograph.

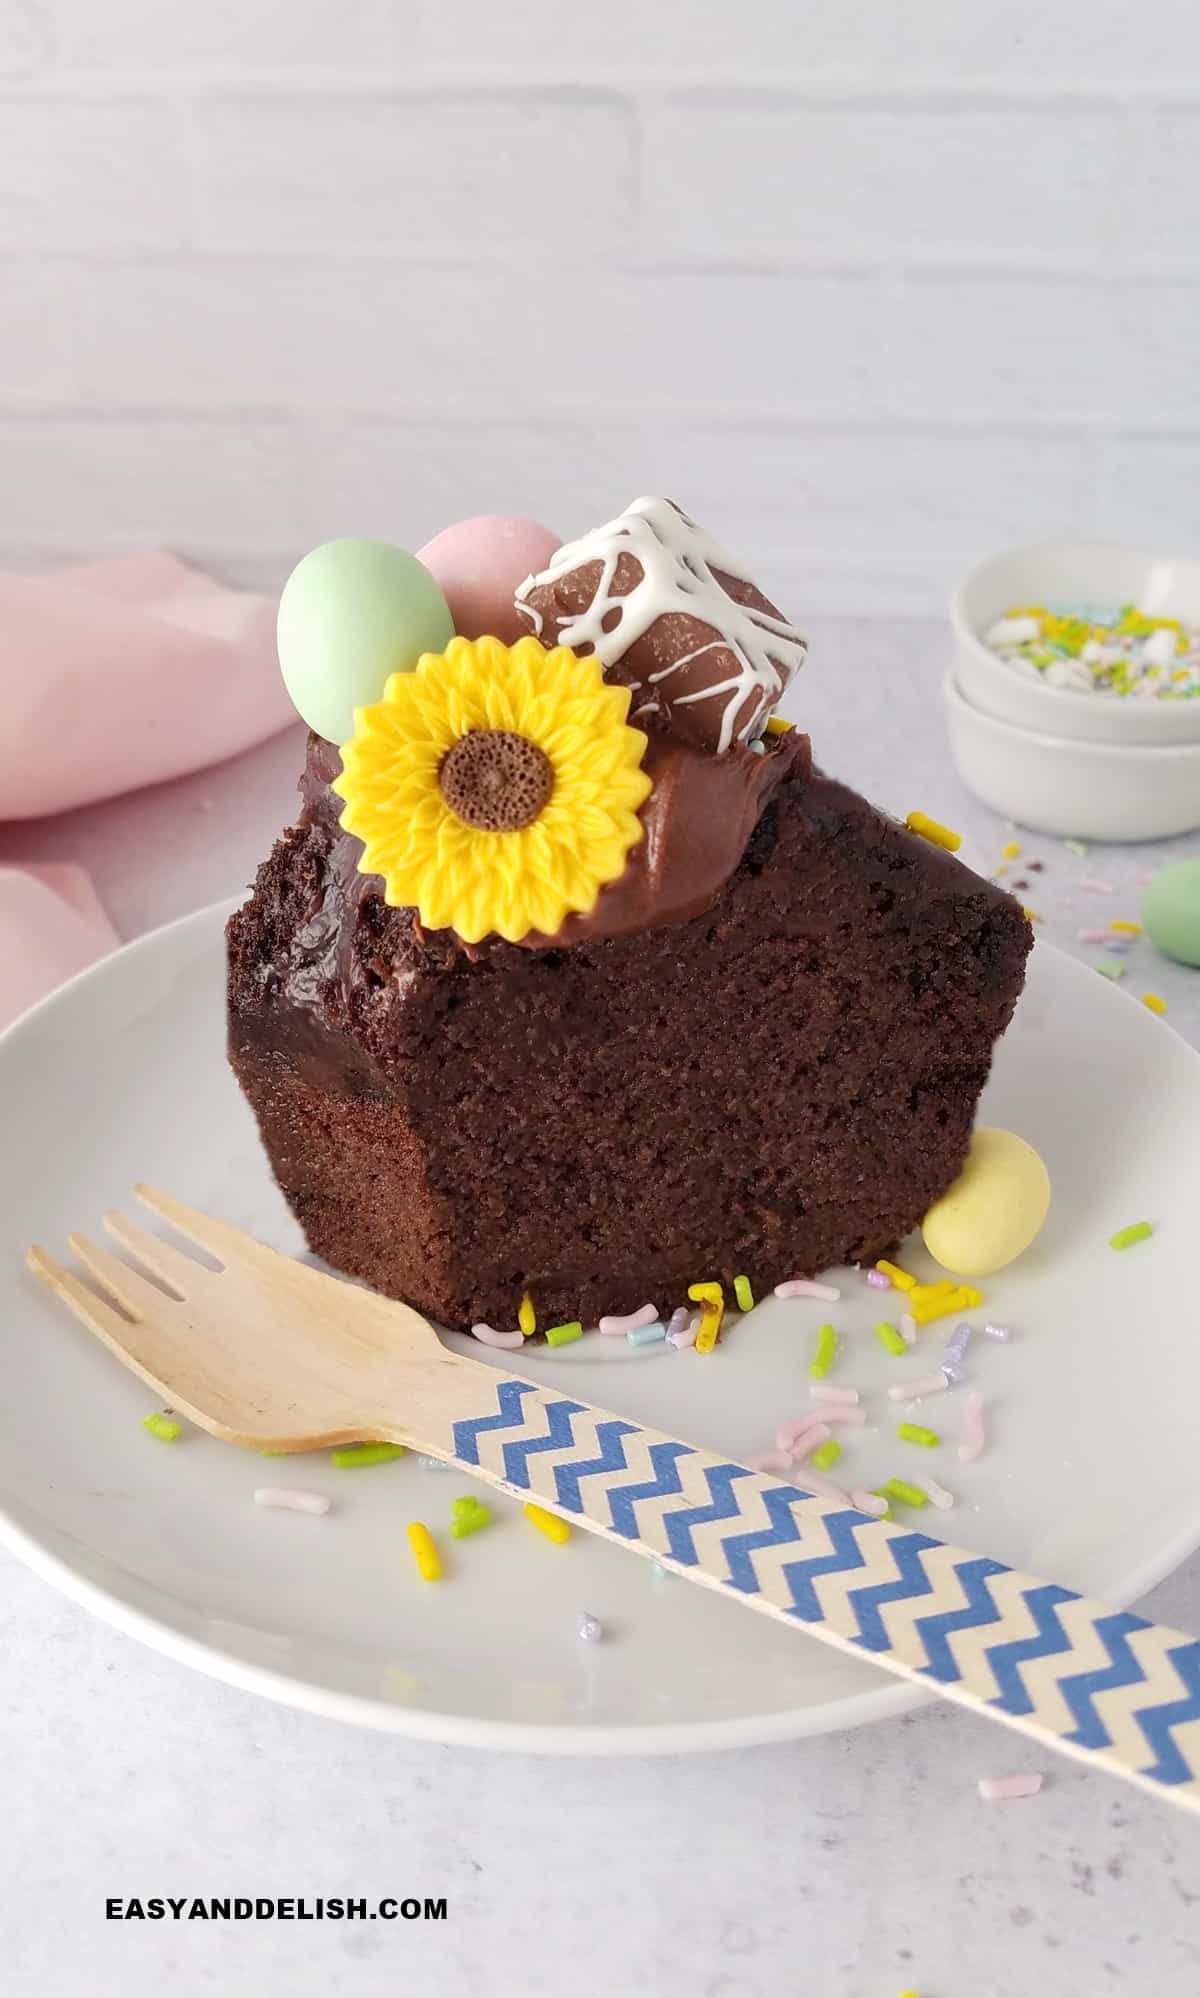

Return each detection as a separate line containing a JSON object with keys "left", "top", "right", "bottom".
{"left": 1143, "top": 859, "right": 1200, "bottom": 969}
{"left": 277, "top": 538, "right": 454, "bottom": 744}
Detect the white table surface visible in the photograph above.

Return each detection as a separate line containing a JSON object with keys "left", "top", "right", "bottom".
{"left": 2, "top": 617, "right": 1199, "bottom": 1998}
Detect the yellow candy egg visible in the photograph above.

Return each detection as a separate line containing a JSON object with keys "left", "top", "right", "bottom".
{"left": 921, "top": 1127, "right": 1050, "bottom": 1277}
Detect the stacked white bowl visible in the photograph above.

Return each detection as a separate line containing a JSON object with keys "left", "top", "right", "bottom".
{"left": 945, "top": 541, "right": 1200, "bottom": 840}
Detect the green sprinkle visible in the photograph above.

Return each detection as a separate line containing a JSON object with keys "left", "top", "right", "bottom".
{"left": 883, "top": 1477, "right": 928, "bottom": 1508}
{"left": 330, "top": 1442, "right": 406, "bottom": 1468}
{"left": 897, "top": 1421, "right": 940, "bottom": 1448}
{"left": 875, "top": 1320, "right": 906, "bottom": 1357}
{"left": 450, "top": 1500, "right": 492, "bottom": 1539}
{"left": 142, "top": 1411, "right": 181, "bottom": 1442}
{"left": 1096, "top": 958, "right": 1125, "bottom": 980}
{"left": 811, "top": 1439, "right": 842, "bottom": 1472}
{"left": 1109, "top": 1221, "right": 1153, "bottom": 1251}
{"left": 810, "top": 1323, "right": 838, "bottom": 1377}
{"left": 260, "top": 1449, "right": 288, "bottom": 1456}
{"left": 734, "top": 1274, "right": 755, "bottom": 1313}
{"left": 545, "top": 1319, "right": 584, "bottom": 1347}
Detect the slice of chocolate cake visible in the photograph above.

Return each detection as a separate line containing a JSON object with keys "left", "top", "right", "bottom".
{"left": 229, "top": 498, "right": 1032, "bottom": 1333}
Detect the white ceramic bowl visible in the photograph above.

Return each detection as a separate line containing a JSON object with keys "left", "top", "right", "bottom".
{"left": 951, "top": 539, "right": 1200, "bottom": 747}
{"left": 943, "top": 671, "right": 1200, "bottom": 841}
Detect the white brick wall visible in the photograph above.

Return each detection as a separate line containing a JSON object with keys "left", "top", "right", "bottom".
{"left": 3, "top": 0, "right": 1200, "bottom": 613}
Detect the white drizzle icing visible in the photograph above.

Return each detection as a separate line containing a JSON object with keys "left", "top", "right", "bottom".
{"left": 514, "top": 496, "right": 807, "bottom": 753}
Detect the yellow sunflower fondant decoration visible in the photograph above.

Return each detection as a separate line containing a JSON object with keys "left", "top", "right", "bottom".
{"left": 332, "top": 635, "right": 652, "bottom": 944}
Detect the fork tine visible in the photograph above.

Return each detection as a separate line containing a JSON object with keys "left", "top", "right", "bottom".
{"left": 26, "top": 1246, "right": 141, "bottom": 1345}
{"left": 67, "top": 1233, "right": 172, "bottom": 1321}
{"left": 102, "top": 1210, "right": 202, "bottom": 1296}
{"left": 133, "top": 1183, "right": 236, "bottom": 1264}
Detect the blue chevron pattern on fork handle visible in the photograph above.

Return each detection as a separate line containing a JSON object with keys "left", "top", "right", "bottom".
{"left": 430, "top": 1372, "right": 1200, "bottom": 1809}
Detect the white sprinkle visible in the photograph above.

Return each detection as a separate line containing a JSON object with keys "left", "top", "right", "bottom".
{"left": 471, "top": 1320, "right": 525, "bottom": 1349}
{"left": 774, "top": 1279, "right": 841, "bottom": 1301}
{"left": 809, "top": 1382, "right": 861, "bottom": 1405}
{"left": 577, "top": 1611, "right": 604, "bottom": 1644}
{"left": 599, "top": 1302, "right": 658, "bottom": 1336}
{"left": 254, "top": 1487, "right": 330, "bottom": 1516}
{"left": 899, "top": 1313, "right": 918, "bottom": 1344}
{"left": 983, "top": 1322, "right": 1011, "bottom": 1342}
{"left": 416, "top": 1455, "right": 450, "bottom": 1472}
{"left": 978, "top": 1772, "right": 1043, "bottom": 1803}
{"left": 851, "top": 1488, "right": 889, "bottom": 1517}
{"left": 923, "top": 1476, "right": 956, "bottom": 1510}
{"left": 887, "top": 1371, "right": 949, "bottom": 1402}
{"left": 958, "top": 1390, "right": 987, "bottom": 1464}
{"left": 667, "top": 1312, "right": 699, "bottom": 1349}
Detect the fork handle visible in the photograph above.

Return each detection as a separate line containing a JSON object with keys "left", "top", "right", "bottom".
{"left": 422, "top": 1369, "right": 1200, "bottom": 1810}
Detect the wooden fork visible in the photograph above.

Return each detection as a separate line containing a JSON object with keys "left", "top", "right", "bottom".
{"left": 27, "top": 1185, "right": 1200, "bottom": 1809}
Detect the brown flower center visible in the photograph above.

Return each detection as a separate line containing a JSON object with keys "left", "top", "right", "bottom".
{"left": 438, "top": 729, "right": 554, "bottom": 833}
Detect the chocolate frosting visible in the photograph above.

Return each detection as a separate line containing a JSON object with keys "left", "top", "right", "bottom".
{"left": 300, "top": 723, "right": 810, "bottom": 956}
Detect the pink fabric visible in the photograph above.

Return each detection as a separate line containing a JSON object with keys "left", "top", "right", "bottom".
{"left": 0, "top": 552, "right": 293, "bottom": 1032}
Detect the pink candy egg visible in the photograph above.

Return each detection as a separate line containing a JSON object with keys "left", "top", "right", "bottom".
{"left": 416, "top": 516, "right": 560, "bottom": 646}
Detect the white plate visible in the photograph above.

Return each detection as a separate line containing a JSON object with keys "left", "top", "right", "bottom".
{"left": 2, "top": 903, "right": 1199, "bottom": 1754}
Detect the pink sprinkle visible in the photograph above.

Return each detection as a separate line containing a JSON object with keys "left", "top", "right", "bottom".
{"left": 254, "top": 1487, "right": 330, "bottom": 1516}
{"left": 745, "top": 1448, "right": 795, "bottom": 1476}
{"left": 471, "top": 1321, "right": 526, "bottom": 1350}
{"left": 792, "top": 1468, "right": 849, "bottom": 1503}
{"left": 1080, "top": 877, "right": 1114, "bottom": 895}
{"left": 1137, "top": 868, "right": 1155, "bottom": 887}
{"left": 887, "top": 1371, "right": 949, "bottom": 1402}
{"left": 978, "top": 1772, "right": 1043, "bottom": 1803}
{"left": 851, "top": 1488, "right": 889, "bottom": 1517}
{"left": 923, "top": 1476, "right": 956, "bottom": 1509}
{"left": 776, "top": 1414, "right": 825, "bottom": 1451}
{"left": 958, "top": 1390, "right": 987, "bottom": 1464}
{"left": 864, "top": 1268, "right": 891, "bottom": 1290}
{"left": 599, "top": 1302, "right": 658, "bottom": 1336}
{"left": 1077, "top": 927, "right": 1111, "bottom": 943}
{"left": 788, "top": 1424, "right": 832, "bottom": 1464}
{"left": 667, "top": 1312, "right": 699, "bottom": 1349}
{"left": 900, "top": 1313, "right": 917, "bottom": 1343}
{"left": 810, "top": 1382, "right": 860, "bottom": 1405}
{"left": 774, "top": 1279, "right": 841, "bottom": 1301}
{"left": 808, "top": 1404, "right": 865, "bottom": 1429}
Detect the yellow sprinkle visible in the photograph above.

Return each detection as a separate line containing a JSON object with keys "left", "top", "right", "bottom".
{"left": 406, "top": 1521, "right": 441, "bottom": 1582}
{"left": 1110, "top": 920, "right": 1142, "bottom": 935}
{"left": 765, "top": 715, "right": 794, "bottom": 735}
{"left": 524, "top": 1502, "right": 571, "bottom": 1545}
{"left": 1023, "top": 907, "right": 1040, "bottom": 923}
{"left": 733, "top": 1273, "right": 754, "bottom": 1312}
{"left": 912, "top": 1286, "right": 975, "bottom": 1326}
{"left": 909, "top": 1280, "right": 955, "bottom": 1304}
{"left": 993, "top": 863, "right": 1009, "bottom": 878}
{"left": 694, "top": 1301, "right": 724, "bottom": 1353}
{"left": 1143, "top": 991, "right": 1167, "bottom": 1015}
{"left": 959, "top": 1285, "right": 983, "bottom": 1307}
{"left": 688, "top": 1280, "right": 724, "bottom": 1306}
{"left": 876, "top": 1260, "right": 917, "bottom": 1291}
{"left": 518, "top": 1291, "right": 536, "bottom": 1337}
{"left": 1002, "top": 841, "right": 1020, "bottom": 859}
{"left": 905, "top": 810, "right": 961, "bottom": 853}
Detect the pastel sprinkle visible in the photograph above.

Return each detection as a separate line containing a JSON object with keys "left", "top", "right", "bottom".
{"left": 897, "top": 1421, "right": 940, "bottom": 1448}
{"left": 811, "top": 1439, "right": 842, "bottom": 1472}
{"left": 851, "top": 1488, "right": 889, "bottom": 1517}
{"left": 983, "top": 1322, "right": 1011, "bottom": 1342}
{"left": 406, "top": 1521, "right": 441, "bottom": 1582}
{"left": 524, "top": 1502, "right": 571, "bottom": 1544}
{"left": 978, "top": 1772, "right": 1043, "bottom": 1803}
{"left": 733, "top": 1274, "right": 755, "bottom": 1312}
{"left": 416, "top": 1455, "right": 449, "bottom": 1472}
{"left": 694, "top": 1302, "right": 723, "bottom": 1353}
{"left": 1077, "top": 928, "right": 1111, "bottom": 943}
{"left": 906, "top": 810, "right": 961, "bottom": 853}
{"left": 1142, "top": 991, "right": 1167, "bottom": 1014}
{"left": 1081, "top": 877, "right": 1114, "bottom": 894}
{"left": 577, "top": 1612, "right": 604, "bottom": 1644}
{"left": 667, "top": 1311, "right": 699, "bottom": 1349}
{"left": 887, "top": 1372, "right": 949, "bottom": 1402}
{"left": 765, "top": 715, "right": 794, "bottom": 735}
{"left": 912, "top": 1287, "right": 977, "bottom": 1327}
{"left": 471, "top": 1320, "right": 525, "bottom": 1349}
{"left": 1109, "top": 1220, "right": 1152, "bottom": 1249}
{"left": 628, "top": 1320, "right": 667, "bottom": 1347}
{"left": 883, "top": 1477, "right": 928, "bottom": 1508}
{"left": 910, "top": 1280, "right": 955, "bottom": 1305}
{"left": 810, "top": 1381, "right": 860, "bottom": 1404}
{"left": 1002, "top": 841, "right": 1020, "bottom": 859}
{"left": 450, "top": 1498, "right": 491, "bottom": 1539}
{"left": 943, "top": 1321, "right": 972, "bottom": 1367}
{"left": 787, "top": 1424, "right": 832, "bottom": 1463}
{"left": 142, "top": 1411, "right": 181, "bottom": 1442}
{"left": 518, "top": 1291, "right": 536, "bottom": 1337}
{"left": 876, "top": 1261, "right": 917, "bottom": 1290}
{"left": 792, "top": 1467, "right": 849, "bottom": 1503}
{"left": 1064, "top": 839, "right": 1089, "bottom": 857}
{"left": 899, "top": 1313, "right": 917, "bottom": 1344}
{"left": 875, "top": 1320, "right": 907, "bottom": 1357}
{"left": 958, "top": 1391, "right": 987, "bottom": 1464}
{"left": 746, "top": 1447, "right": 798, "bottom": 1475}
{"left": 1097, "top": 959, "right": 1126, "bottom": 980}
{"left": 546, "top": 1319, "right": 584, "bottom": 1348}
{"left": 331, "top": 1442, "right": 405, "bottom": 1468}
{"left": 664, "top": 1306, "right": 690, "bottom": 1340}
{"left": 810, "top": 1322, "right": 838, "bottom": 1378}
{"left": 865, "top": 1268, "right": 892, "bottom": 1289}
{"left": 774, "top": 1278, "right": 841, "bottom": 1301}
{"left": 253, "top": 1487, "right": 329, "bottom": 1515}
{"left": 599, "top": 1302, "right": 658, "bottom": 1336}
{"left": 1111, "top": 920, "right": 1142, "bottom": 935}
{"left": 923, "top": 1476, "right": 956, "bottom": 1510}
